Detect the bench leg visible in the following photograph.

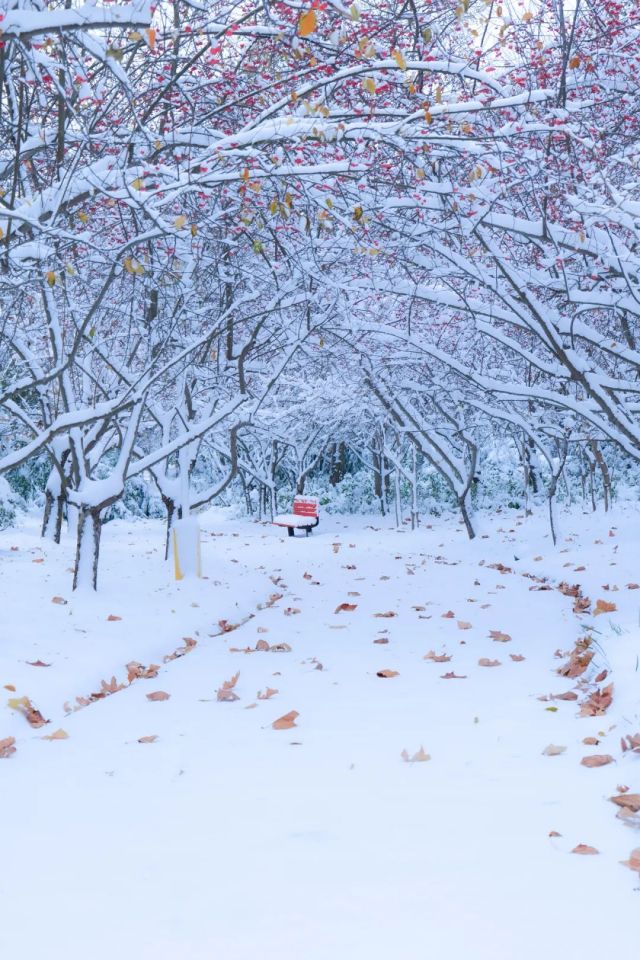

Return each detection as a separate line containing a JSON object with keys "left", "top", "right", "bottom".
{"left": 287, "top": 527, "right": 294, "bottom": 537}
{"left": 305, "top": 526, "right": 311, "bottom": 537}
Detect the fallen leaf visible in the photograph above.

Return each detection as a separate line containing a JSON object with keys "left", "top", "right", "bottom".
{"left": 126, "top": 661, "right": 160, "bottom": 681}
{"left": 457, "top": 621, "right": 472, "bottom": 630}
{"left": 41, "top": 728, "right": 69, "bottom": 741}
{"left": 26, "top": 660, "right": 51, "bottom": 668}
{"left": 0, "top": 736, "right": 16, "bottom": 758}
{"left": 509, "top": 654, "right": 526, "bottom": 662}
{"left": 489, "top": 630, "right": 512, "bottom": 642}
{"left": 581, "top": 754, "right": 614, "bottom": 767}
{"left": 4, "top": 685, "right": 16, "bottom": 692}
{"left": 284, "top": 607, "right": 301, "bottom": 616}
{"left": 374, "top": 638, "right": 389, "bottom": 644}
{"left": 542, "top": 744, "right": 566, "bottom": 756}
{"left": 401, "top": 746, "right": 431, "bottom": 763}
{"left": 138, "top": 735, "right": 158, "bottom": 743}
{"left": 257, "top": 688, "right": 278, "bottom": 700}
{"left": 626, "top": 583, "right": 640, "bottom": 590}
{"left": 553, "top": 691, "right": 578, "bottom": 702}
{"left": 441, "top": 672, "right": 467, "bottom": 679}
{"left": 7, "top": 696, "right": 48, "bottom": 728}
{"left": 621, "top": 733, "right": 640, "bottom": 753}
{"left": 478, "top": 658, "right": 501, "bottom": 667}
{"left": 579, "top": 683, "right": 614, "bottom": 718}
{"left": 335, "top": 603, "right": 357, "bottom": 613}
{"left": 146, "top": 691, "right": 170, "bottom": 702}
{"left": 549, "top": 831, "right": 562, "bottom": 838}
{"left": 374, "top": 611, "right": 397, "bottom": 618}
{"left": 51, "top": 596, "right": 68, "bottom": 605}
{"left": 620, "top": 849, "right": 640, "bottom": 872}
{"left": 377, "top": 669, "right": 399, "bottom": 678}
{"left": 572, "top": 844, "right": 599, "bottom": 855}
{"left": 441, "top": 610, "right": 455, "bottom": 619}
{"left": 424, "top": 651, "right": 452, "bottom": 663}
{"left": 217, "top": 671, "right": 240, "bottom": 702}
{"left": 582, "top": 736, "right": 600, "bottom": 745}
{"left": 272, "top": 710, "right": 299, "bottom": 730}
{"left": 107, "top": 614, "right": 122, "bottom": 622}
{"left": 610, "top": 794, "right": 640, "bottom": 813}
{"left": 594, "top": 599, "right": 617, "bottom": 615}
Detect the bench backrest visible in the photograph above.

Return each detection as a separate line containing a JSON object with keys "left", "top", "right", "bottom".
{"left": 293, "top": 496, "right": 319, "bottom": 518}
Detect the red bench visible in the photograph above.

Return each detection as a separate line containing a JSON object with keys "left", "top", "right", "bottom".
{"left": 273, "top": 496, "right": 320, "bottom": 537}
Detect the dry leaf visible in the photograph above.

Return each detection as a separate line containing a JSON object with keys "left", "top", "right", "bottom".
{"left": 441, "top": 672, "right": 467, "bottom": 679}
{"left": 163, "top": 637, "right": 197, "bottom": 663}
{"left": 138, "top": 735, "right": 158, "bottom": 743}
{"left": 457, "top": 620, "right": 472, "bottom": 630}
{"left": 26, "top": 660, "right": 51, "bottom": 667}
{"left": 542, "top": 744, "right": 566, "bottom": 756}
{"left": 549, "top": 831, "right": 562, "bottom": 838}
{"left": 377, "top": 669, "right": 399, "bottom": 678}
{"left": 424, "top": 651, "right": 452, "bottom": 663}
{"left": 478, "top": 658, "right": 501, "bottom": 667}
{"left": 572, "top": 844, "right": 599, "bottom": 855}
{"left": 374, "top": 638, "right": 389, "bottom": 644}
{"left": 41, "top": 728, "right": 69, "bottom": 741}
{"left": 553, "top": 690, "right": 578, "bottom": 702}
{"left": 7, "top": 696, "right": 48, "bottom": 728}
{"left": 4, "top": 685, "right": 16, "bottom": 692}
{"left": 107, "top": 614, "right": 122, "bottom": 622}
{"left": 489, "top": 630, "right": 511, "bottom": 642}
{"left": 583, "top": 736, "right": 600, "bottom": 745}
{"left": 610, "top": 794, "right": 640, "bottom": 813}
{"left": 626, "top": 583, "right": 639, "bottom": 590}
{"left": 621, "top": 733, "right": 640, "bottom": 753}
{"left": 374, "top": 611, "right": 397, "bottom": 618}
{"left": 441, "top": 610, "right": 455, "bottom": 619}
{"left": 146, "top": 691, "right": 170, "bottom": 702}
{"left": 126, "top": 661, "right": 160, "bottom": 681}
{"left": 51, "top": 596, "right": 68, "bottom": 605}
{"left": 284, "top": 607, "right": 301, "bottom": 616}
{"left": 272, "top": 710, "right": 299, "bottom": 730}
{"left": 335, "top": 603, "right": 357, "bottom": 613}
{"left": 620, "top": 849, "right": 640, "bottom": 872}
{"left": 594, "top": 599, "right": 617, "bottom": 615}
{"left": 257, "top": 687, "right": 278, "bottom": 700}
{"left": 0, "top": 736, "right": 16, "bottom": 759}
{"left": 579, "top": 683, "right": 614, "bottom": 718}
{"left": 401, "top": 746, "right": 431, "bottom": 763}
{"left": 510, "top": 654, "right": 526, "bottom": 662}
{"left": 217, "top": 671, "right": 240, "bottom": 702}
{"left": 581, "top": 754, "right": 614, "bottom": 768}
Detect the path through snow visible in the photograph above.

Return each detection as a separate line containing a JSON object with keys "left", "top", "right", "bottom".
{"left": 1, "top": 508, "right": 639, "bottom": 958}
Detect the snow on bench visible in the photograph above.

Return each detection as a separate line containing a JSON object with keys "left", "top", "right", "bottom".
{"left": 273, "top": 496, "right": 320, "bottom": 537}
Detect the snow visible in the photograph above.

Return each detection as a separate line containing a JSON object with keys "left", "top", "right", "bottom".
{"left": 1, "top": 506, "right": 639, "bottom": 957}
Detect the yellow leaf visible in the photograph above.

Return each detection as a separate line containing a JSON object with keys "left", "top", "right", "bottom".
{"left": 128, "top": 30, "right": 142, "bottom": 41}
{"left": 523, "top": 11, "right": 533, "bottom": 22}
{"left": 78, "top": 210, "right": 88, "bottom": 223}
{"left": 42, "top": 728, "right": 69, "bottom": 741}
{"left": 350, "top": 4, "right": 360, "bottom": 21}
{"left": 46, "top": 271, "right": 56, "bottom": 287}
{"left": 146, "top": 28, "right": 156, "bottom": 50}
{"left": 174, "top": 214, "right": 187, "bottom": 229}
{"left": 298, "top": 10, "right": 317, "bottom": 37}
{"left": 65, "top": 263, "right": 76, "bottom": 276}
{"left": 131, "top": 177, "right": 144, "bottom": 190}
{"left": 190, "top": 223, "right": 197, "bottom": 237}
{"left": 569, "top": 55, "right": 580, "bottom": 69}
{"left": 392, "top": 49, "right": 407, "bottom": 71}
{"left": 362, "top": 77, "right": 376, "bottom": 95}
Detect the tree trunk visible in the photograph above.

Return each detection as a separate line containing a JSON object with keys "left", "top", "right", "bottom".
{"left": 162, "top": 494, "right": 176, "bottom": 561}
{"left": 73, "top": 507, "right": 102, "bottom": 591}
{"left": 41, "top": 489, "right": 65, "bottom": 544}
{"left": 458, "top": 494, "right": 476, "bottom": 540}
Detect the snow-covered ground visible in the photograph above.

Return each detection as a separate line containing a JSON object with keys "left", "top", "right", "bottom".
{"left": 1, "top": 506, "right": 639, "bottom": 958}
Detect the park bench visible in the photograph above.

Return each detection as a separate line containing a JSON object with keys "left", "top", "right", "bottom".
{"left": 273, "top": 496, "right": 320, "bottom": 537}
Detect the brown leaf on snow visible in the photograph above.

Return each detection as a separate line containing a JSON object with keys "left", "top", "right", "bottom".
{"left": 256, "top": 639, "right": 270, "bottom": 652}
{"left": 4, "top": 685, "right": 15, "bottom": 691}
{"left": 478, "top": 658, "right": 501, "bottom": 668}
{"left": 257, "top": 687, "right": 278, "bottom": 700}
{"left": 335, "top": 603, "right": 357, "bottom": 613}
{"left": 594, "top": 669, "right": 608, "bottom": 683}
{"left": 621, "top": 733, "right": 640, "bottom": 753}
{"left": 7, "top": 696, "right": 49, "bottom": 728}
{"left": 582, "top": 736, "right": 600, "bottom": 746}
{"left": 579, "top": 683, "right": 614, "bottom": 718}
{"left": 401, "top": 746, "right": 431, "bottom": 763}
{"left": 572, "top": 844, "right": 599, "bottom": 855}
{"left": 580, "top": 754, "right": 614, "bottom": 768}
{"left": 542, "top": 744, "right": 566, "bottom": 756}
{"left": 573, "top": 597, "right": 591, "bottom": 614}
{"left": 217, "top": 672, "right": 240, "bottom": 702}
{"left": 457, "top": 620, "right": 472, "bottom": 630}
{"left": 558, "top": 582, "right": 581, "bottom": 598}
{"left": 26, "top": 660, "right": 51, "bottom": 667}
{"left": 127, "top": 661, "right": 160, "bottom": 682}
{"left": 41, "top": 728, "right": 69, "bottom": 741}
{"left": 163, "top": 637, "right": 197, "bottom": 663}
{"left": 377, "top": 669, "right": 399, "bottom": 678}
{"left": 374, "top": 611, "right": 397, "bottom": 618}
{"left": 374, "top": 638, "right": 389, "bottom": 644}
{"left": 626, "top": 583, "right": 640, "bottom": 590}
{"left": 272, "top": 710, "right": 299, "bottom": 730}
{"left": 138, "top": 735, "right": 158, "bottom": 744}
{"left": 424, "top": 650, "right": 452, "bottom": 663}
{"left": 620, "top": 849, "right": 640, "bottom": 872}
{"left": 0, "top": 736, "right": 16, "bottom": 759}
{"left": 218, "top": 619, "right": 239, "bottom": 633}
{"left": 269, "top": 642, "right": 292, "bottom": 653}
{"left": 51, "top": 596, "right": 68, "bottom": 605}
{"left": 610, "top": 794, "right": 640, "bottom": 814}
{"left": 146, "top": 691, "right": 170, "bottom": 702}
{"left": 594, "top": 599, "right": 617, "bottom": 616}
{"left": 557, "top": 645, "right": 594, "bottom": 678}
{"left": 489, "top": 630, "right": 512, "bottom": 643}
{"left": 553, "top": 690, "right": 579, "bottom": 702}
{"left": 441, "top": 610, "right": 455, "bottom": 619}
{"left": 441, "top": 671, "right": 467, "bottom": 679}
{"left": 106, "top": 614, "right": 122, "bottom": 622}
{"left": 510, "top": 654, "right": 526, "bottom": 662}
{"left": 284, "top": 607, "right": 301, "bottom": 616}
